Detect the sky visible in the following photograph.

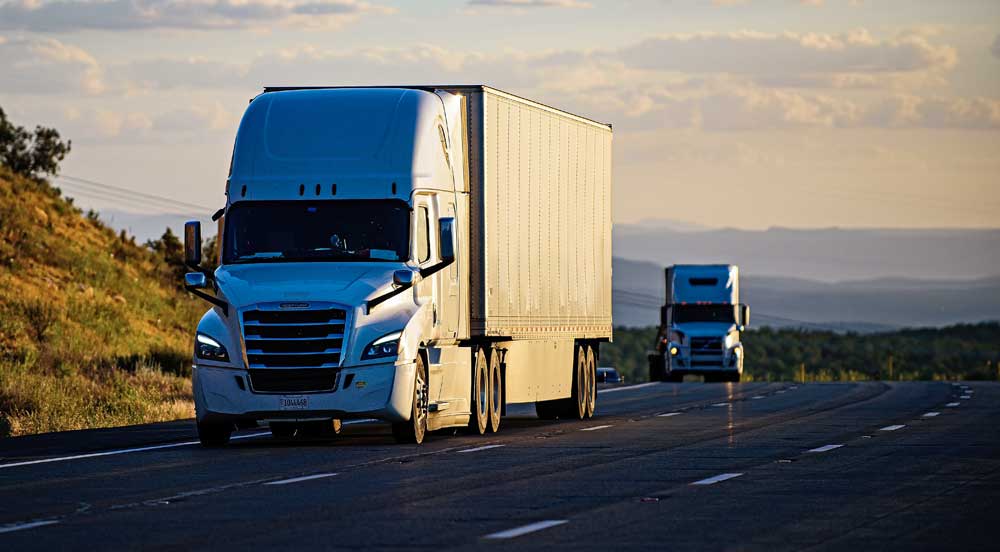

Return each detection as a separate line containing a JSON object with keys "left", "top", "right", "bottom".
{"left": 1, "top": 0, "right": 999, "bottom": 230}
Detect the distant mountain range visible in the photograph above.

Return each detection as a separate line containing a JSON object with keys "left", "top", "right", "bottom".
{"left": 614, "top": 257, "right": 1000, "bottom": 331}
{"left": 97, "top": 210, "right": 998, "bottom": 331}
{"left": 614, "top": 222, "right": 1000, "bottom": 282}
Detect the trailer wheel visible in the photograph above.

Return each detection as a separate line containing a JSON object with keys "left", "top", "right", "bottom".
{"left": 468, "top": 346, "right": 489, "bottom": 435}
{"left": 197, "top": 420, "right": 232, "bottom": 447}
{"left": 584, "top": 345, "right": 597, "bottom": 419}
{"left": 564, "top": 344, "right": 587, "bottom": 420}
{"left": 392, "top": 355, "right": 428, "bottom": 444}
{"left": 488, "top": 348, "right": 502, "bottom": 433}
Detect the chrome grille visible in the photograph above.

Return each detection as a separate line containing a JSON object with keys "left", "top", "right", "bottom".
{"left": 242, "top": 305, "right": 347, "bottom": 371}
{"left": 690, "top": 337, "right": 723, "bottom": 352}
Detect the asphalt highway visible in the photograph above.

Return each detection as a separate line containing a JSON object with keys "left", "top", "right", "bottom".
{"left": 1, "top": 381, "right": 997, "bottom": 551}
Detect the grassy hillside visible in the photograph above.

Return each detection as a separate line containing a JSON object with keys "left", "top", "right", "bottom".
{"left": 0, "top": 165, "right": 204, "bottom": 436}
{"left": 602, "top": 323, "right": 1000, "bottom": 383}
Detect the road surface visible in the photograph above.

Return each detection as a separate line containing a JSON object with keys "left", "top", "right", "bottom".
{"left": 1, "top": 381, "right": 997, "bottom": 550}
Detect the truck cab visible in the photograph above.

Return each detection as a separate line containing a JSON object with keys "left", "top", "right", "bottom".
{"left": 182, "top": 86, "right": 613, "bottom": 446}
{"left": 648, "top": 265, "right": 749, "bottom": 383}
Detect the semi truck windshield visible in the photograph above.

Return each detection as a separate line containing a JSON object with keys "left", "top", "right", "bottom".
{"left": 224, "top": 200, "right": 410, "bottom": 264}
{"left": 673, "top": 304, "right": 736, "bottom": 324}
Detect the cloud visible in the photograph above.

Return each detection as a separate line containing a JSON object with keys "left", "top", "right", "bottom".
{"left": 992, "top": 34, "right": 1000, "bottom": 60}
{"left": 615, "top": 30, "right": 957, "bottom": 76}
{"left": 866, "top": 95, "right": 1000, "bottom": 130}
{"left": 467, "top": 0, "right": 590, "bottom": 7}
{"left": 0, "top": 36, "right": 104, "bottom": 94}
{"left": 0, "top": 0, "right": 392, "bottom": 32}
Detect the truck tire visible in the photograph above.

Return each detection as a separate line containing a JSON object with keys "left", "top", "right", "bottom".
{"left": 584, "top": 345, "right": 597, "bottom": 419}
{"left": 488, "top": 348, "right": 502, "bottom": 433}
{"left": 392, "top": 355, "right": 428, "bottom": 444}
{"left": 564, "top": 344, "right": 587, "bottom": 420}
{"left": 197, "top": 420, "right": 232, "bottom": 447}
{"left": 535, "top": 400, "right": 562, "bottom": 419}
{"left": 648, "top": 354, "right": 666, "bottom": 382}
{"left": 468, "top": 346, "right": 489, "bottom": 435}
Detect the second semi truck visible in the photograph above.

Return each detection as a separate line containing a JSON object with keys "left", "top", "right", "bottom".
{"left": 182, "top": 85, "right": 613, "bottom": 445}
{"left": 648, "top": 265, "right": 749, "bottom": 383}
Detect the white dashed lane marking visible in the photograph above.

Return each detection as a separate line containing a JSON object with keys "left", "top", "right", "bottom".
{"left": 596, "top": 382, "right": 660, "bottom": 395}
{"left": 457, "top": 445, "right": 505, "bottom": 453}
{"left": 580, "top": 425, "right": 613, "bottom": 432}
{"left": 264, "top": 473, "right": 338, "bottom": 486}
{"left": 657, "top": 412, "right": 681, "bottom": 418}
{"left": 923, "top": 412, "right": 940, "bottom": 418}
{"left": 751, "top": 396, "right": 765, "bottom": 400}
{"left": 0, "top": 431, "right": 271, "bottom": 470}
{"left": 484, "top": 520, "right": 568, "bottom": 539}
{"left": 0, "top": 520, "right": 60, "bottom": 534}
{"left": 711, "top": 403, "right": 729, "bottom": 407}
{"left": 692, "top": 473, "right": 744, "bottom": 486}
{"left": 808, "top": 444, "right": 844, "bottom": 453}
{"left": 946, "top": 402, "right": 961, "bottom": 407}
{"left": 880, "top": 425, "right": 906, "bottom": 431}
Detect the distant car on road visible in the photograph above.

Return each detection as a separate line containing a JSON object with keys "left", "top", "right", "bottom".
{"left": 597, "top": 367, "right": 623, "bottom": 384}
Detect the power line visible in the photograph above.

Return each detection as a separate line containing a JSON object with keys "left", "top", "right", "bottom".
{"left": 54, "top": 179, "right": 206, "bottom": 217}
{"left": 58, "top": 174, "right": 213, "bottom": 213}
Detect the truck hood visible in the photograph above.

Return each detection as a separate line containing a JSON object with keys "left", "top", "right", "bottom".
{"left": 673, "top": 322, "right": 738, "bottom": 338}
{"left": 214, "top": 263, "right": 400, "bottom": 309}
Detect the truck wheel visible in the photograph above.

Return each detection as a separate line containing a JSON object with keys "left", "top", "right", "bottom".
{"left": 392, "top": 355, "right": 428, "bottom": 444}
{"left": 197, "top": 420, "right": 232, "bottom": 447}
{"left": 648, "top": 354, "right": 666, "bottom": 382}
{"left": 535, "top": 400, "right": 561, "bottom": 419}
{"left": 468, "top": 346, "right": 489, "bottom": 435}
{"left": 584, "top": 345, "right": 597, "bottom": 419}
{"left": 564, "top": 344, "right": 587, "bottom": 420}
{"left": 488, "top": 348, "right": 502, "bottom": 433}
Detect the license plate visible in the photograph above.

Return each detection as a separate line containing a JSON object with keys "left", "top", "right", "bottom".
{"left": 280, "top": 395, "right": 308, "bottom": 410}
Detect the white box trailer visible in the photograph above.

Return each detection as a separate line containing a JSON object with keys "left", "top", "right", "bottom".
{"left": 182, "top": 85, "right": 613, "bottom": 445}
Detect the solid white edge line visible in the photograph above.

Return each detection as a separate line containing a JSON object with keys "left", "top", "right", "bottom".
{"left": 596, "top": 382, "right": 660, "bottom": 395}
{"left": 880, "top": 424, "right": 906, "bottom": 431}
{"left": 657, "top": 412, "right": 681, "bottom": 417}
{"left": 580, "top": 425, "right": 613, "bottom": 432}
{"left": 0, "top": 431, "right": 271, "bottom": 470}
{"left": 457, "top": 444, "right": 505, "bottom": 453}
{"left": 923, "top": 412, "right": 940, "bottom": 417}
{"left": 484, "top": 520, "right": 568, "bottom": 539}
{"left": 808, "top": 444, "right": 844, "bottom": 453}
{"left": 264, "top": 473, "right": 337, "bottom": 486}
{"left": 0, "top": 519, "right": 60, "bottom": 534}
{"left": 691, "top": 473, "right": 744, "bottom": 486}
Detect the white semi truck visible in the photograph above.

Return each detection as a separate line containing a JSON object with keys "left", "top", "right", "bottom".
{"left": 182, "top": 86, "right": 613, "bottom": 446}
{"left": 648, "top": 265, "right": 749, "bottom": 383}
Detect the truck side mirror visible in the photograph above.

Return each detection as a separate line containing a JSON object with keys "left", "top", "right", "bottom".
{"left": 184, "top": 220, "right": 202, "bottom": 268}
{"left": 185, "top": 272, "right": 207, "bottom": 289}
{"left": 740, "top": 304, "right": 750, "bottom": 328}
{"left": 393, "top": 269, "right": 415, "bottom": 287}
{"left": 439, "top": 217, "right": 456, "bottom": 264}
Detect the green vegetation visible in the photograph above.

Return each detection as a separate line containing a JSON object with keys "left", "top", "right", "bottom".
{"left": 0, "top": 113, "right": 206, "bottom": 436}
{"left": 602, "top": 324, "right": 1000, "bottom": 383}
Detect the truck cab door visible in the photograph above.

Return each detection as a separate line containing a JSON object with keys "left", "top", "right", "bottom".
{"left": 435, "top": 197, "right": 460, "bottom": 342}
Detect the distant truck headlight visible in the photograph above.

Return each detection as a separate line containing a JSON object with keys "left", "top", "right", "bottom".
{"left": 196, "top": 333, "right": 229, "bottom": 362}
{"left": 362, "top": 331, "right": 402, "bottom": 360}
{"left": 725, "top": 333, "right": 738, "bottom": 349}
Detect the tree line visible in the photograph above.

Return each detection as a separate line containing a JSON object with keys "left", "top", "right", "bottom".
{"left": 601, "top": 323, "right": 1000, "bottom": 383}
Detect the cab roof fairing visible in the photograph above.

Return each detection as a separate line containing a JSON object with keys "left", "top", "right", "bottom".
{"left": 669, "top": 264, "right": 740, "bottom": 305}
{"left": 226, "top": 88, "right": 455, "bottom": 205}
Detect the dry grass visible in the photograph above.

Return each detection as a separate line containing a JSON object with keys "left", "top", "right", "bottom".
{"left": 0, "top": 166, "right": 203, "bottom": 436}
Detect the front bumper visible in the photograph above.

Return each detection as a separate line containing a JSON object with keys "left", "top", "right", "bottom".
{"left": 193, "top": 361, "right": 416, "bottom": 424}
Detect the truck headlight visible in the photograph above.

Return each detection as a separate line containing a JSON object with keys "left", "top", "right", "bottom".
{"left": 669, "top": 346, "right": 679, "bottom": 356}
{"left": 196, "top": 333, "right": 229, "bottom": 362}
{"left": 725, "top": 333, "right": 737, "bottom": 349}
{"left": 362, "top": 331, "right": 402, "bottom": 360}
